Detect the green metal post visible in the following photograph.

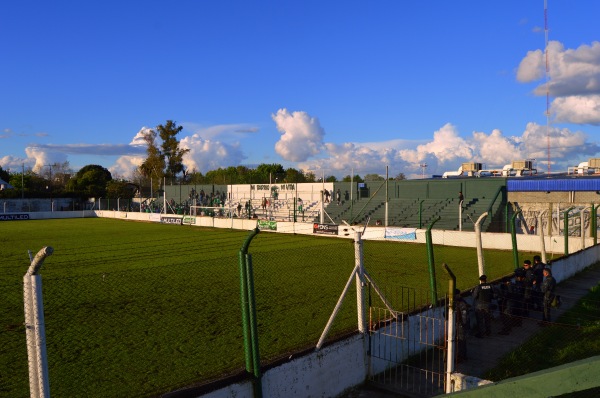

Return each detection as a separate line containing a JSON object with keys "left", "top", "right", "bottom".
{"left": 426, "top": 216, "right": 440, "bottom": 304}
{"left": 239, "top": 249, "right": 252, "bottom": 372}
{"left": 245, "top": 253, "right": 262, "bottom": 396}
{"left": 419, "top": 199, "right": 425, "bottom": 229}
{"left": 564, "top": 207, "right": 574, "bottom": 255}
{"left": 505, "top": 201, "right": 509, "bottom": 233}
{"left": 293, "top": 197, "right": 297, "bottom": 222}
{"left": 238, "top": 227, "right": 261, "bottom": 396}
{"left": 510, "top": 209, "right": 521, "bottom": 270}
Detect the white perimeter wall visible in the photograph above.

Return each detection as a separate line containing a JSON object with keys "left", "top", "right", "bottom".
{"left": 94, "top": 210, "right": 594, "bottom": 255}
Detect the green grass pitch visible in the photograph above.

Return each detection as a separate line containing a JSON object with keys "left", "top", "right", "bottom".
{"left": 0, "top": 218, "right": 533, "bottom": 397}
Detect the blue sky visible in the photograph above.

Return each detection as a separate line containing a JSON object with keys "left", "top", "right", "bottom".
{"left": 1, "top": 0, "right": 599, "bottom": 179}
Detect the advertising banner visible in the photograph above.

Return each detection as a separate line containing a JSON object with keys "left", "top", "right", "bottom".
{"left": 161, "top": 216, "right": 183, "bottom": 225}
{"left": 0, "top": 213, "right": 30, "bottom": 221}
{"left": 257, "top": 220, "right": 277, "bottom": 231}
{"left": 385, "top": 227, "right": 417, "bottom": 240}
{"left": 313, "top": 223, "right": 338, "bottom": 235}
{"left": 182, "top": 216, "right": 196, "bottom": 225}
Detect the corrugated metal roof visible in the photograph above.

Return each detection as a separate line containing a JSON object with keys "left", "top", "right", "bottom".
{"left": 507, "top": 178, "right": 600, "bottom": 191}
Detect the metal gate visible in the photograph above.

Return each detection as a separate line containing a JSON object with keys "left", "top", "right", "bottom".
{"left": 367, "top": 286, "right": 448, "bottom": 397}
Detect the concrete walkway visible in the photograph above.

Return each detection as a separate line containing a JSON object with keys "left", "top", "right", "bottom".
{"left": 341, "top": 263, "right": 600, "bottom": 397}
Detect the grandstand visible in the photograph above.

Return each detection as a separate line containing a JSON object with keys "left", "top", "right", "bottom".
{"left": 160, "top": 173, "right": 600, "bottom": 234}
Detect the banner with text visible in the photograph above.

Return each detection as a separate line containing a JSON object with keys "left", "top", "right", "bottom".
{"left": 161, "top": 216, "right": 183, "bottom": 225}
{"left": 313, "top": 223, "right": 338, "bottom": 235}
{"left": 0, "top": 213, "right": 30, "bottom": 221}
{"left": 257, "top": 220, "right": 277, "bottom": 231}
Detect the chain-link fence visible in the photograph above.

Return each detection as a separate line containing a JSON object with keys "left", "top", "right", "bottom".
{"left": 3, "top": 221, "right": 600, "bottom": 397}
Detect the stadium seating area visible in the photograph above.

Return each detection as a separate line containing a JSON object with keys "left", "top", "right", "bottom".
{"left": 316, "top": 195, "right": 502, "bottom": 232}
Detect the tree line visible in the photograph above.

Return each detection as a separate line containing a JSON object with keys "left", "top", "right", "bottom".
{"left": 0, "top": 120, "right": 404, "bottom": 200}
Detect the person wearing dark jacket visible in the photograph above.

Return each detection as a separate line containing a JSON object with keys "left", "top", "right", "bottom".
{"left": 472, "top": 274, "right": 494, "bottom": 337}
{"left": 541, "top": 267, "right": 557, "bottom": 324}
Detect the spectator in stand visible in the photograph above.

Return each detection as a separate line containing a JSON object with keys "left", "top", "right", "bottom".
{"left": 540, "top": 267, "right": 557, "bottom": 324}
{"left": 472, "top": 274, "right": 494, "bottom": 338}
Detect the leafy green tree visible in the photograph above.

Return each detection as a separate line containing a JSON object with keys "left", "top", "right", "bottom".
{"left": 0, "top": 166, "right": 9, "bottom": 183}
{"left": 205, "top": 168, "right": 228, "bottom": 184}
{"left": 7, "top": 169, "right": 43, "bottom": 197}
{"left": 234, "top": 166, "right": 253, "bottom": 184}
{"left": 304, "top": 171, "right": 316, "bottom": 182}
{"left": 364, "top": 173, "right": 384, "bottom": 181}
{"left": 157, "top": 120, "right": 189, "bottom": 182}
{"left": 139, "top": 129, "right": 166, "bottom": 191}
{"left": 284, "top": 168, "right": 306, "bottom": 183}
{"left": 342, "top": 174, "right": 364, "bottom": 182}
{"left": 66, "top": 165, "right": 112, "bottom": 198}
{"left": 106, "top": 180, "right": 136, "bottom": 199}
{"left": 255, "top": 163, "right": 285, "bottom": 183}
{"left": 393, "top": 173, "right": 406, "bottom": 180}
{"left": 187, "top": 170, "right": 206, "bottom": 184}
{"left": 325, "top": 175, "right": 337, "bottom": 182}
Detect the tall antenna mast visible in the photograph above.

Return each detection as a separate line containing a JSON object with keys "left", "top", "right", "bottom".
{"left": 544, "top": 0, "right": 551, "bottom": 175}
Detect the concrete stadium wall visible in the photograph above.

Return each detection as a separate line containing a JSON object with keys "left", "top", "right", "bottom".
{"left": 0, "top": 210, "right": 96, "bottom": 220}
{"left": 176, "top": 335, "right": 368, "bottom": 398}
{"left": 3, "top": 209, "right": 591, "bottom": 256}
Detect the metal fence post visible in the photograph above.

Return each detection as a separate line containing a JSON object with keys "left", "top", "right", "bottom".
{"left": 443, "top": 263, "right": 456, "bottom": 394}
{"left": 23, "top": 246, "right": 53, "bottom": 398}
{"left": 539, "top": 212, "right": 548, "bottom": 264}
{"left": 426, "top": 217, "right": 440, "bottom": 304}
{"left": 474, "top": 212, "right": 488, "bottom": 277}
{"left": 510, "top": 209, "right": 521, "bottom": 269}
{"left": 564, "top": 207, "right": 574, "bottom": 255}
{"left": 238, "top": 228, "right": 261, "bottom": 397}
{"left": 355, "top": 230, "right": 366, "bottom": 333}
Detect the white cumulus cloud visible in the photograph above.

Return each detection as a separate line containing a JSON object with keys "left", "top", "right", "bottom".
{"left": 517, "top": 40, "right": 600, "bottom": 125}
{"left": 179, "top": 134, "right": 246, "bottom": 173}
{"left": 272, "top": 109, "right": 325, "bottom": 162}
{"left": 294, "top": 121, "right": 600, "bottom": 178}
{"left": 25, "top": 147, "right": 69, "bottom": 173}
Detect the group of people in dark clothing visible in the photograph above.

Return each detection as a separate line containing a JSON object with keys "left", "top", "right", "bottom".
{"left": 454, "top": 256, "right": 558, "bottom": 362}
